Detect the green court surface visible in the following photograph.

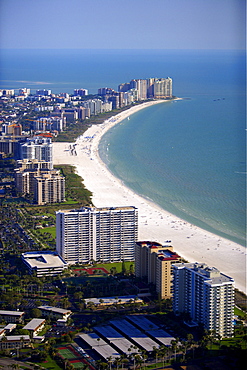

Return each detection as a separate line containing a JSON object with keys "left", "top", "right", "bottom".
{"left": 59, "top": 348, "right": 78, "bottom": 359}
{"left": 70, "top": 360, "right": 85, "bottom": 368}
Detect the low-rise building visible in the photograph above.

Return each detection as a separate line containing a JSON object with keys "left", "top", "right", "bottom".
{"left": 84, "top": 295, "right": 143, "bottom": 308}
{"left": 4, "top": 323, "right": 16, "bottom": 333}
{"left": 22, "top": 251, "right": 67, "bottom": 277}
{"left": 23, "top": 318, "right": 46, "bottom": 337}
{"left": 38, "top": 306, "right": 71, "bottom": 321}
{"left": 0, "top": 310, "right": 25, "bottom": 323}
{"left": 0, "top": 335, "right": 31, "bottom": 350}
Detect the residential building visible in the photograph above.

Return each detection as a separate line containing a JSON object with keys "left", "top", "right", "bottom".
{"left": 20, "top": 136, "right": 53, "bottom": 164}
{"left": 0, "top": 335, "right": 31, "bottom": 350}
{"left": 4, "top": 324, "right": 16, "bottom": 333}
{"left": 22, "top": 251, "right": 67, "bottom": 277}
{"left": 38, "top": 306, "right": 71, "bottom": 321}
{"left": 0, "top": 310, "right": 25, "bottom": 323}
{"left": 135, "top": 241, "right": 181, "bottom": 299}
{"left": 15, "top": 159, "right": 65, "bottom": 205}
{"left": 34, "top": 170, "right": 65, "bottom": 204}
{"left": 23, "top": 318, "right": 46, "bottom": 337}
{"left": 153, "top": 78, "right": 173, "bottom": 99}
{"left": 74, "top": 88, "right": 88, "bottom": 96}
{"left": 172, "top": 262, "right": 235, "bottom": 338}
{"left": 118, "top": 77, "right": 173, "bottom": 100}
{"left": 36, "top": 89, "right": 52, "bottom": 96}
{"left": 56, "top": 206, "right": 138, "bottom": 264}
{"left": 0, "top": 136, "right": 24, "bottom": 158}
{"left": 33, "top": 117, "right": 65, "bottom": 132}
{"left": 2, "top": 123, "right": 22, "bottom": 136}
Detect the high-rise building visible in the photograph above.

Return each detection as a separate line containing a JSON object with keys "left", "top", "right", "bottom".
{"left": 20, "top": 137, "right": 53, "bottom": 164}
{"left": 56, "top": 206, "right": 138, "bottom": 264}
{"left": 74, "top": 89, "right": 88, "bottom": 96}
{"left": 153, "top": 78, "right": 173, "bottom": 99}
{"left": 36, "top": 89, "right": 52, "bottom": 96}
{"left": 135, "top": 241, "right": 181, "bottom": 299}
{"left": 173, "top": 262, "right": 234, "bottom": 338}
{"left": 34, "top": 171, "right": 65, "bottom": 205}
{"left": 15, "top": 159, "right": 65, "bottom": 205}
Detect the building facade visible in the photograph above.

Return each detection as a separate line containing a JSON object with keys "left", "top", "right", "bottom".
{"left": 172, "top": 262, "right": 234, "bottom": 338}
{"left": 56, "top": 206, "right": 138, "bottom": 264}
{"left": 135, "top": 241, "right": 181, "bottom": 299}
{"left": 22, "top": 251, "right": 67, "bottom": 277}
{"left": 20, "top": 136, "right": 53, "bottom": 164}
{"left": 15, "top": 159, "right": 65, "bottom": 205}
{"left": 34, "top": 171, "right": 65, "bottom": 205}
{"left": 0, "top": 310, "right": 25, "bottom": 323}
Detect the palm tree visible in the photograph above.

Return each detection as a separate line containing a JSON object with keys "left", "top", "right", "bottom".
{"left": 171, "top": 338, "right": 179, "bottom": 362}
{"left": 106, "top": 356, "right": 113, "bottom": 370}
{"left": 158, "top": 345, "right": 168, "bottom": 368}
{"left": 152, "top": 346, "right": 159, "bottom": 367}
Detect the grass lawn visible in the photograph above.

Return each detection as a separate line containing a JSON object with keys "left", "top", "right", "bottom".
{"left": 38, "top": 226, "right": 56, "bottom": 238}
{"left": 36, "top": 355, "right": 62, "bottom": 369}
{"left": 210, "top": 335, "right": 246, "bottom": 350}
{"left": 234, "top": 306, "right": 246, "bottom": 319}
{"left": 71, "top": 261, "right": 135, "bottom": 274}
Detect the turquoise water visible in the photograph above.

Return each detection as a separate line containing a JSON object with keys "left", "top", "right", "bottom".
{"left": 1, "top": 49, "right": 246, "bottom": 245}
{"left": 99, "top": 94, "right": 245, "bottom": 246}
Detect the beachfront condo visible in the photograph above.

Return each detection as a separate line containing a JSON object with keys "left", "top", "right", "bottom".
{"left": 56, "top": 206, "right": 138, "bottom": 264}
{"left": 172, "top": 262, "right": 234, "bottom": 338}
{"left": 135, "top": 241, "right": 181, "bottom": 299}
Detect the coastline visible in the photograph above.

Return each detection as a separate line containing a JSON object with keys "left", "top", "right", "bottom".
{"left": 53, "top": 100, "right": 246, "bottom": 293}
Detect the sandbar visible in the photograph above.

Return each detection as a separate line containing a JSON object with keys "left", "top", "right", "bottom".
{"left": 53, "top": 100, "right": 246, "bottom": 293}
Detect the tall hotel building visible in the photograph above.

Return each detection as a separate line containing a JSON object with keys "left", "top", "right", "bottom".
{"left": 173, "top": 263, "right": 234, "bottom": 338}
{"left": 56, "top": 206, "right": 138, "bottom": 264}
{"left": 135, "top": 241, "right": 181, "bottom": 299}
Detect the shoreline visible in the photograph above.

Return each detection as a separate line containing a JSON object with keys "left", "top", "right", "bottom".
{"left": 53, "top": 100, "right": 246, "bottom": 293}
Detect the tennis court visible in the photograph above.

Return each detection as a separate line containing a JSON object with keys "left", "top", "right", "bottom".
{"left": 70, "top": 359, "right": 85, "bottom": 368}
{"left": 58, "top": 347, "right": 78, "bottom": 359}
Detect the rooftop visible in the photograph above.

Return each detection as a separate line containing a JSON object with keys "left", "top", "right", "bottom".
{"left": 38, "top": 306, "right": 71, "bottom": 315}
{"left": 22, "top": 251, "right": 67, "bottom": 269}
{"left": 23, "top": 318, "right": 45, "bottom": 331}
{"left": 0, "top": 310, "right": 24, "bottom": 316}
{"left": 79, "top": 333, "right": 120, "bottom": 360}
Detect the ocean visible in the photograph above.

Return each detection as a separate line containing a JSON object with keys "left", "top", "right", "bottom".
{"left": 1, "top": 49, "right": 246, "bottom": 245}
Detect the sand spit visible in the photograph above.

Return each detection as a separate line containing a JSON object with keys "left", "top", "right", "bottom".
{"left": 53, "top": 100, "right": 246, "bottom": 293}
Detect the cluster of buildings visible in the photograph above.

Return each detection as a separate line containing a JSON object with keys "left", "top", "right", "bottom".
{"left": 0, "top": 77, "right": 172, "bottom": 138}
{"left": 0, "top": 307, "right": 71, "bottom": 350}
{"left": 22, "top": 204, "right": 235, "bottom": 338}
{"left": 1, "top": 82, "right": 235, "bottom": 339}
{"left": 14, "top": 137, "right": 65, "bottom": 205}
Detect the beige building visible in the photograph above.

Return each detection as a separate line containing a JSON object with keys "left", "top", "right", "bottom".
{"left": 15, "top": 159, "right": 65, "bottom": 205}
{"left": 135, "top": 241, "right": 181, "bottom": 299}
{"left": 34, "top": 171, "right": 65, "bottom": 205}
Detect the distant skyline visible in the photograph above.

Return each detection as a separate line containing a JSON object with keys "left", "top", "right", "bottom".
{"left": 0, "top": 0, "right": 245, "bottom": 50}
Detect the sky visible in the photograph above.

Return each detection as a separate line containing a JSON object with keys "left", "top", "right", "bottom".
{"left": 0, "top": 0, "right": 245, "bottom": 49}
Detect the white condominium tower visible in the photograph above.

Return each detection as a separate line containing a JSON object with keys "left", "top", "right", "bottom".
{"left": 20, "top": 136, "right": 53, "bottom": 164}
{"left": 56, "top": 206, "right": 138, "bottom": 264}
{"left": 173, "top": 262, "right": 234, "bottom": 338}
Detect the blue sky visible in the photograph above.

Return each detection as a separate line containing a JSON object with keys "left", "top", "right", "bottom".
{"left": 0, "top": 0, "right": 245, "bottom": 49}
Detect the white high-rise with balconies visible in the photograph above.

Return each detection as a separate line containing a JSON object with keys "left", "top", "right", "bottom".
{"left": 56, "top": 206, "right": 138, "bottom": 264}
{"left": 173, "top": 262, "right": 234, "bottom": 338}
{"left": 20, "top": 137, "right": 53, "bottom": 164}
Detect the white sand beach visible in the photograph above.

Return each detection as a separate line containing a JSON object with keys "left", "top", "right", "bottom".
{"left": 53, "top": 100, "right": 246, "bottom": 293}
